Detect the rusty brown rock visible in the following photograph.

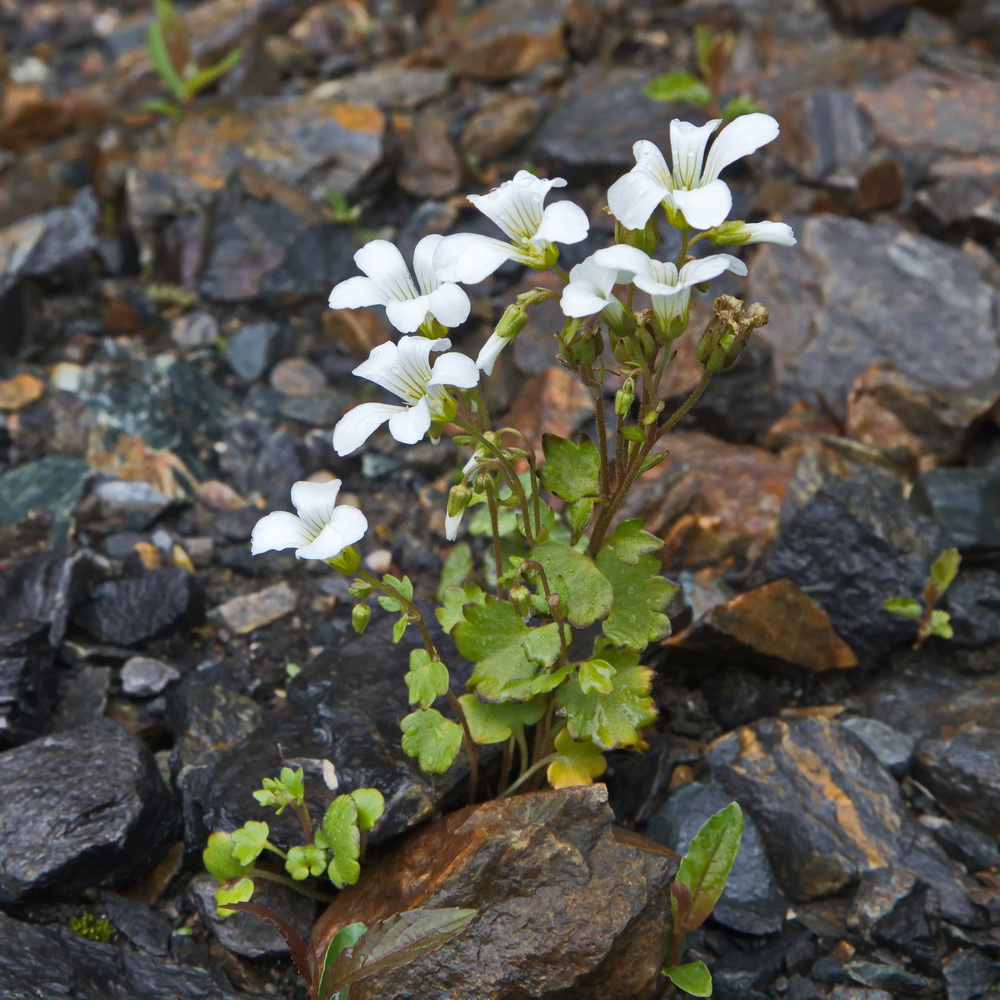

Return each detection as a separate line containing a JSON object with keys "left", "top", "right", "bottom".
{"left": 502, "top": 366, "right": 592, "bottom": 462}
{"left": 394, "top": 109, "right": 462, "bottom": 199}
{"left": 310, "top": 785, "right": 675, "bottom": 1000}
{"left": 669, "top": 578, "right": 858, "bottom": 672}
{"left": 461, "top": 95, "right": 544, "bottom": 162}
{"left": 0, "top": 373, "right": 44, "bottom": 412}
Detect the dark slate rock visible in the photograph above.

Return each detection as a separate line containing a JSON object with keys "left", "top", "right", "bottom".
{"left": 93, "top": 479, "right": 172, "bottom": 526}
{"left": 536, "top": 66, "right": 675, "bottom": 172}
{"left": 220, "top": 417, "right": 305, "bottom": 508}
{"left": 102, "top": 893, "right": 173, "bottom": 956}
{"left": 843, "top": 960, "right": 940, "bottom": 995}
{"left": 225, "top": 321, "right": 290, "bottom": 384}
{"left": 922, "top": 816, "right": 1000, "bottom": 873}
{"left": 0, "top": 457, "right": 90, "bottom": 546}
{"left": 121, "top": 656, "right": 181, "bottom": 697}
{"left": 787, "top": 974, "right": 822, "bottom": 1000}
{"left": 912, "top": 468, "right": 1000, "bottom": 554}
{"left": 646, "top": 782, "right": 786, "bottom": 935}
{"left": 847, "top": 868, "right": 937, "bottom": 968}
{"left": 0, "top": 910, "right": 240, "bottom": 1000}
{"left": 710, "top": 929, "right": 814, "bottom": 999}
{"left": 0, "top": 622, "right": 56, "bottom": 748}
{"left": 52, "top": 664, "right": 111, "bottom": 730}
{"left": 750, "top": 215, "right": 1000, "bottom": 421}
{"left": 0, "top": 719, "right": 178, "bottom": 903}
{"left": 0, "top": 549, "right": 98, "bottom": 647}
{"left": 75, "top": 568, "right": 206, "bottom": 646}
{"left": 758, "top": 468, "right": 952, "bottom": 662}
{"left": 915, "top": 724, "right": 1000, "bottom": 834}
{"left": 842, "top": 716, "right": 915, "bottom": 776}
{"left": 941, "top": 569, "right": 1000, "bottom": 648}
{"left": 943, "top": 950, "right": 1000, "bottom": 1000}
{"left": 200, "top": 171, "right": 355, "bottom": 304}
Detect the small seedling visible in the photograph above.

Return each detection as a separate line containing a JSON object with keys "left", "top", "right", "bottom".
{"left": 323, "top": 190, "right": 363, "bottom": 225}
{"left": 145, "top": 0, "right": 242, "bottom": 116}
{"left": 885, "top": 547, "right": 961, "bottom": 649}
{"left": 661, "top": 802, "right": 744, "bottom": 997}
{"left": 69, "top": 912, "right": 115, "bottom": 942}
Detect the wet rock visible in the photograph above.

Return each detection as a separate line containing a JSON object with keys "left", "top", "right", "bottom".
{"left": 0, "top": 719, "right": 178, "bottom": 902}
{"left": 646, "top": 782, "right": 786, "bottom": 935}
{"left": 312, "top": 67, "right": 451, "bottom": 110}
{"left": 914, "top": 724, "right": 1000, "bottom": 834}
{"left": 0, "top": 622, "right": 56, "bottom": 748}
{"left": 844, "top": 959, "right": 939, "bottom": 995}
{"left": 101, "top": 892, "right": 173, "bottom": 957}
{"left": 920, "top": 816, "right": 1000, "bottom": 873}
{"left": 758, "top": 468, "right": 952, "bottom": 662}
{"left": 461, "top": 94, "right": 544, "bottom": 162}
{"left": 842, "top": 717, "right": 915, "bottom": 776}
{"left": 199, "top": 170, "right": 355, "bottom": 304}
{"left": 0, "top": 186, "right": 98, "bottom": 297}
{"left": 828, "top": 989, "right": 892, "bottom": 1000}
{"left": 75, "top": 568, "right": 206, "bottom": 646}
{"left": 225, "top": 321, "right": 290, "bottom": 383}
{"left": 442, "top": 0, "right": 571, "bottom": 79}
{"left": 395, "top": 107, "right": 462, "bottom": 199}
{"left": 911, "top": 468, "right": 1000, "bottom": 554}
{"left": 709, "top": 928, "right": 814, "bottom": 999}
{"left": 537, "top": 66, "right": 673, "bottom": 170}
{"left": 0, "top": 910, "right": 240, "bottom": 1000}
{"left": 857, "top": 68, "right": 1000, "bottom": 157}
{"left": 941, "top": 569, "right": 1000, "bottom": 648}
{"left": 310, "top": 786, "right": 675, "bottom": 1000}
{"left": 191, "top": 872, "right": 313, "bottom": 958}
{"left": 221, "top": 417, "right": 305, "bottom": 507}
{"left": 121, "top": 656, "right": 181, "bottom": 698}
{"left": 750, "top": 215, "right": 1000, "bottom": 422}
{"left": 0, "top": 549, "right": 97, "bottom": 647}
{"left": 93, "top": 479, "right": 173, "bottom": 525}
{"left": 916, "top": 154, "right": 1000, "bottom": 230}
{"left": 943, "top": 950, "right": 1000, "bottom": 1000}
{"left": 0, "top": 456, "right": 89, "bottom": 545}
{"left": 52, "top": 664, "right": 112, "bottom": 730}
{"left": 847, "top": 868, "right": 936, "bottom": 967}
{"left": 670, "top": 578, "right": 857, "bottom": 673}
{"left": 704, "top": 717, "right": 919, "bottom": 900}
{"left": 212, "top": 582, "right": 298, "bottom": 635}
{"left": 271, "top": 356, "right": 326, "bottom": 396}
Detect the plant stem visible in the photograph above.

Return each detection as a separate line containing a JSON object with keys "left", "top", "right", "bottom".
{"left": 499, "top": 754, "right": 559, "bottom": 798}
{"left": 484, "top": 481, "right": 504, "bottom": 596}
{"left": 250, "top": 868, "right": 335, "bottom": 903}
{"left": 290, "top": 802, "right": 313, "bottom": 845}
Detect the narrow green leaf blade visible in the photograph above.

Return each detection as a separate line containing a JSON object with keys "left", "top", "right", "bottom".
{"left": 319, "top": 922, "right": 367, "bottom": 1000}
{"left": 662, "top": 960, "right": 713, "bottom": 997}
{"left": 884, "top": 597, "right": 922, "bottom": 619}
{"left": 645, "top": 71, "right": 712, "bottom": 106}
{"left": 929, "top": 547, "right": 961, "bottom": 596}
{"left": 676, "top": 802, "right": 744, "bottom": 931}
{"left": 146, "top": 22, "right": 187, "bottom": 101}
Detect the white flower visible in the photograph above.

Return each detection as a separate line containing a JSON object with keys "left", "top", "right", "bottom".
{"left": 445, "top": 450, "right": 487, "bottom": 541}
{"left": 251, "top": 479, "right": 367, "bottom": 560}
{"left": 559, "top": 255, "right": 634, "bottom": 331}
{"left": 476, "top": 331, "right": 509, "bottom": 376}
{"left": 328, "top": 235, "right": 470, "bottom": 333}
{"left": 434, "top": 170, "right": 589, "bottom": 284}
{"left": 593, "top": 245, "right": 747, "bottom": 338}
{"left": 332, "top": 336, "right": 479, "bottom": 455}
{"left": 608, "top": 113, "right": 780, "bottom": 231}
{"left": 712, "top": 220, "right": 797, "bottom": 247}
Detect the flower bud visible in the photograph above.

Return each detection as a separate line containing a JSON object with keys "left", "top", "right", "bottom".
{"left": 494, "top": 302, "right": 530, "bottom": 342}
{"left": 447, "top": 484, "right": 473, "bottom": 518}
{"left": 614, "top": 213, "right": 660, "bottom": 256}
{"left": 509, "top": 585, "right": 533, "bottom": 619}
{"left": 614, "top": 376, "right": 636, "bottom": 418}
{"left": 351, "top": 602, "right": 371, "bottom": 634}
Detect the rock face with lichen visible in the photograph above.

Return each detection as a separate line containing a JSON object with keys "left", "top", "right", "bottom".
{"left": 310, "top": 785, "right": 676, "bottom": 1000}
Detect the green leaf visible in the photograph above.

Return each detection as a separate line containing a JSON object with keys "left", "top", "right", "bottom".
{"left": 377, "top": 575, "right": 414, "bottom": 612}
{"left": 693, "top": 24, "right": 715, "bottom": 79}
{"left": 540, "top": 434, "right": 601, "bottom": 503}
{"left": 400, "top": 709, "right": 463, "bottom": 773}
{"left": 644, "top": 71, "right": 712, "bottom": 106}
{"left": 438, "top": 542, "right": 473, "bottom": 597}
{"left": 321, "top": 908, "right": 477, "bottom": 995}
{"left": 605, "top": 519, "right": 664, "bottom": 564}
{"left": 454, "top": 598, "right": 562, "bottom": 702}
{"left": 146, "top": 21, "right": 187, "bottom": 101}
{"left": 319, "top": 796, "right": 361, "bottom": 889}
{"left": 203, "top": 831, "right": 252, "bottom": 882}
{"left": 557, "top": 645, "right": 657, "bottom": 750}
{"left": 154, "top": 0, "right": 190, "bottom": 69}
{"left": 285, "top": 844, "right": 327, "bottom": 881}
{"left": 884, "top": 597, "right": 923, "bottom": 620}
{"left": 405, "top": 648, "right": 450, "bottom": 709}
{"left": 319, "top": 922, "right": 368, "bottom": 1000}
{"left": 182, "top": 47, "right": 242, "bottom": 98}
{"left": 391, "top": 612, "right": 411, "bottom": 644}
{"left": 639, "top": 452, "right": 669, "bottom": 474}
{"left": 662, "top": 960, "right": 713, "bottom": 997}
{"left": 675, "top": 802, "right": 744, "bottom": 931}
{"left": 928, "top": 608, "right": 954, "bottom": 639}
{"left": 532, "top": 539, "right": 613, "bottom": 629}
{"left": 436, "top": 583, "right": 486, "bottom": 633}
{"left": 143, "top": 97, "right": 181, "bottom": 116}
{"left": 547, "top": 727, "right": 607, "bottom": 788}
{"left": 578, "top": 658, "right": 617, "bottom": 695}
{"left": 230, "top": 820, "right": 270, "bottom": 866}
{"left": 457, "top": 694, "right": 547, "bottom": 744}
{"left": 350, "top": 788, "right": 385, "bottom": 832}
{"left": 214, "top": 876, "right": 254, "bottom": 916}
{"left": 566, "top": 497, "right": 595, "bottom": 540}
{"left": 252, "top": 767, "right": 305, "bottom": 813}
{"left": 930, "top": 547, "right": 961, "bottom": 596}
{"left": 721, "top": 93, "right": 764, "bottom": 123}
{"left": 597, "top": 549, "right": 675, "bottom": 650}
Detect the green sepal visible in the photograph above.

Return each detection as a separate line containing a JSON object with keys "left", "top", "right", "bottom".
{"left": 400, "top": 709, "right": 464, "bottom": 773}
{"left": 928, "top": 608, "right": 954, "bottom": 639}
{"left": 884, "top": 597, "right": 922, "bottom": 619}
{"left": 604, "top": 518, "right": 664, "bottom": 564}
{"left": 214, "top": 876, "right": 254, "bottom": 917}
{"left": 230, "top": 820, "right": 270, "bottom": 866}
{"left": 532, "top": 539, "right": 613, "bottom": 629}
{"left": 540, "top": 434, "right": 601, "bottom": 502}
{"left": 350, "top": 788, "right": 385, "bottom": 832}
{"left": 285, "top": 844, "right": 327, "bottom": 881}
{"left": 436, "top": 583, "right": 486, "bottom": 633}
{"left": 319, "top": 796, "right": 362, "bottom": 889}
{"left": 644, "top": 71, "right": 712, "bottom": 107}
{"left": 456, "top": 694, "right": 547, "bottom": 744}
{"left": 597, "top": 549, "right": 675, "bottom": 650}
{"left": 662, "top": 960, "right": 713, "bottom": 997}
{"left": 404, "top": 648, "right": 450, "bottom": 709}
{"left": 674, "top": 802, "right": 744, "bottom": 932}
{"left": 203, "top": 831, "right": 253, "bottom": 882}
{"left": 547, "top": 727, "right": 607, "bottom": 788}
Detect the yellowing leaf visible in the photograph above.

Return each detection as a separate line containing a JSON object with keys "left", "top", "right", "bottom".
{"left": 547, "top": 727, "right": 607, "bottom": 788}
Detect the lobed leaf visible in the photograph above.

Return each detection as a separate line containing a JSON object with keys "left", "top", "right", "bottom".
{"left": 405, "top": 648, "right": 450, "bottom": 709}
{"left": 203, "top": 831, "right": 253, "bottom": 882}
{"left": 928, "top": 608, "right": 954, "bottom": 640}
{"left": 457, "top": 694, "right": 546, "bottom": 744}
{"left": 604, "top": 519, "right": 664, "bottom": 564}
{"left": 214, "top": 876, "right": 254, "bottom": 916}
{"left": 436, "top": 583, "right": 486, "bottom": 633}
{"left": 884, "top": 596, "right": 922, "bottom": 619}
{"left": 350, "top": 788, "right": 385, "bottom": 832}
{"left": 597, "top": 549, "right": 675, "bottom": 650}
{"left": 285, "top": 844, "right": 327, "bottom": 881}
{"left": 547, "top": 727, "right": 607, "bottom": 788}
{"left": 400, "top": 709, "right": 463, "bottom": 773}
{"left": 319, "top": 796, "right": 361, "bottom": 889}
{"left": 230, "top": 820, "right": 270, "bottom": 866}
{"left": 929, "top": 547, "right": 961, "bottom": 597}
{"left": 540, "top": 434, "right": 601, "bottom": 502}
{"left": 532, "top": 539, "right": 613, "bottom": 628}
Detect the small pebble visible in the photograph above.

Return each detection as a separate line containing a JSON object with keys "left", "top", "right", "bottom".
{"left": 121, "top": 656, "right": 181, "bottom": 697}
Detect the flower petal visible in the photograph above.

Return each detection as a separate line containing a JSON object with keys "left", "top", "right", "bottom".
{"left": 469, "top": 171, "right": 566, "bottom": 241}
{"left": 354, "top": 240, "right": 418, "bottom": 301}
{"left": 412, "top": 234, "right": 445, "bottom": 293}
{"left": 592, "top": 244, "right": 657, "bottom": 281}
{"left": 434, "top": 233, "right": 518, "bottom": 284}
{"left": 671, "top": 180, "right": 732, "bottom": 230}
{"left": 385, "top": 294, "right": 433, "bottom": 333}
{"left": 426, "top": 282, "right": 471, "bottom": 328}
{"left": 332, "top": 401, "right": 403, "bottom": 455}
{"left": 251, "top": 510, "right": 312, "bottom": 555}
{"left": 669, "top": 118, "right": 720, "bottom": 188}
{"left": 290, "top": 479, "right": 342, "bottom": 534}
{"left": 607, "top": 167, "right": 670, "bottom": 230}
{"left": 388, "top": 397, "right": 431, "bottom": 444}
{"left": 702, "top": 112, "right": 779, "bottom": 182}
{"left": 329, "top": 504, "right": 368, "bottom": 547}
{"left": 296, "top": 505, "right": 368, "bottom": 559}
{"left": 429, "top": 350, "right": 480, "bottom": 389}
{"left": 532, "top": 200, "right": 590, "bottom": 246}
{"left": 740, "top": 221, "right": 797, "bottom": 246}
{"left": 475, "top": 331, "right": 507, "bottom": 375}
{"left": 678, "top": 253, "right": 748, "bottom": 284}
{"left": 328, "top": 275, "right": 383, "bottom": 310}
{"left": 561, "top": 284, "right": 614, "bottom": 318}
{"left": 445, "top": 507, "right": 464, "bottom": 541}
